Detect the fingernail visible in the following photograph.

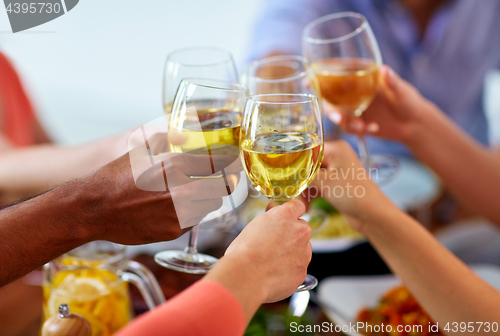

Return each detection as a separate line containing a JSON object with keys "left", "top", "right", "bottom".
{"left": 227, "top": 174, "right": 238, "bottom": 190}
{"left": 366, "top": 123, "right": 379, "bottom": 133}
{"left": 348, "top": 119, "right": 363, "bottom": 132}
{"left": 328, "top": 112, "right": 342, "bottom": 124}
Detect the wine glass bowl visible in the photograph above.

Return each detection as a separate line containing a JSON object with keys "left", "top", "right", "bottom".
{"left": 169, "top": 78, "right": 244, "bottom": 156}
{"left": 243, "top": 55, "right": 317, "bottom": 95}
{"left": 303, "top": 12, "right": 382, "bottom": 117}
{"left": 241, "top": 93, "right": 323, "bottom": 205}
{"left": 163, "top": 47, "right": 239, "bottom": 114}
{"left": 313, "top": 58, "right": 379, "bottom": 117}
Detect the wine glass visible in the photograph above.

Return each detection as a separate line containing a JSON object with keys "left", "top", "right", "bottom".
{"left": 243, "top": 55, "right": 317, "bottom": 95}
{"left": 303, "top": 12, "right": 399, "bottom": 183}
{"left": 243, "top": 55, "right": 329, "bottom": 234}
{"left": 163, "top": 47, "right": 239, "bottom": 114}
{"left": 155, "top": 78, "right": 247, "bottom": 274}
{"left": 240, "top": 93, "right": 324, "bottom": 291}
{"left": 163, "top": 47, "right": 240, "bottom": 231}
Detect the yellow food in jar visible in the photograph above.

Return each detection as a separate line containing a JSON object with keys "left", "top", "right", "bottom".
{"left": 42, "top": 257, "right": 132, "bottom": 336}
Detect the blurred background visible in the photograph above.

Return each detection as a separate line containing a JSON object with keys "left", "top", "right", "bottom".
{"left": 0, "top": 0, "right": 264, "bottom": 145}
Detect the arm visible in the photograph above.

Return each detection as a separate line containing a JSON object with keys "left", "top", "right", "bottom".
{"left": 0, "top": 181, "right": 94, "bottom": 287}
{"left": 366, "top": 202, "right": 500, "bottom": 330}
{"left": 333, "top": 66, "right": 500, "bottom": 224}
{"left": 312, "top": 141, "right": 500, "bottom": 332}
{"left": 116, "top": 279, "right": 246, "bottom": 336}
{"left": 406, "top": 98, "right": 500, "bottom": 224}
{"left": 117, "top": 200, "right": 312, "bottom": 336}
{"left": 0, "top": 143, "right": 244, "bottom": 287}
{"left": 0, "top": 133, "right": 127, "bottom": 204}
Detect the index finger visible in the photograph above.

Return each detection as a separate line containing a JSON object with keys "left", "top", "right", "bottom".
{"left": 154, "top": 151, "right": 240, "bottom": 177}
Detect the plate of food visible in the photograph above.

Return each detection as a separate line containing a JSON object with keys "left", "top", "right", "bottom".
{"left": 238, "top": 195, "right": 365, "bottom": 252}
{"left": 317, "top": 264, "right": 500, "bottom": 336}
{"left": 307, "top": 198, "right": 365, "bottom": 252}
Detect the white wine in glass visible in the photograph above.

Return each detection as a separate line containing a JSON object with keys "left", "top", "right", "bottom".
{"left": 242, "top": 55, "right": 329, "bottom": 233}
{"left": 303, "top": 12, "right": 399, "bottom": 183}
{"left": 241, "top": 93, "right": 323, "bottom": 291}
{"left": 162, "top": 47, "right": 241, "bottom": 233}
{"left": 170, "top": 109, "right": 241, "bottom": 156}
{"left": 313, "top": 58, "right": 379, "bottom": 117}
{"left": 241, "top": 132, "right": 322, "bottom": 203}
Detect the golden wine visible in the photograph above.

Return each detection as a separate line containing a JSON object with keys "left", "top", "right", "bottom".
{"left": 313, "top": 58, "right": 379, "bottom": 116}
{"left": 241, "top": 132, "right": 323, "bottom": 203}
{"left": 170, "top": 110, "right": 241, "bottom": 157}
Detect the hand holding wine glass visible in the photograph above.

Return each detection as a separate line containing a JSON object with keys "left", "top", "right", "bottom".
{"left": 155, "top": 78, "right": 247, "bottom": 274}
{"left": 243, "top": 55, "right": 330, "bottom": 233}
{"left": 308, "top": 140, "right": 389, "bottom": 233}
{"left": 326, "top": 65, "right": 435, "bottom": 144}
{"left": 216, "top": 199, "right": 312, "bottom": 305}
{"left": 303, "top": 12, "right": 399, "bottom": 183}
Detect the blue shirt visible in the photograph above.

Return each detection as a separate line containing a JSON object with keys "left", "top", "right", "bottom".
{"left": 248, "top": 0, "right": 500, "bottom": 156}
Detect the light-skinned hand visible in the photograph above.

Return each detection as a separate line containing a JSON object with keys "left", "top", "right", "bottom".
{"left": 205, "top": 199, "right": 312, "bottom": 323}
{"left": 324, "top": 65, "right": 437, "bottom": 144}
{"left": 308, "top": 140, "right": 393, "bottom": 233}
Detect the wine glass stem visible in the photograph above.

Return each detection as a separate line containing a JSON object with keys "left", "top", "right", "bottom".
{"left": 185, "top": 225, "right": 200, "bottom": 255}
{"left": 357, "top": 135, "right": 371, "bottom": 168}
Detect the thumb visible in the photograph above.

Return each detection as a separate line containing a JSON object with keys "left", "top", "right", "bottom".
{"left": 266, "top": 199, "right": 306, "bottom": 218}
{"left": 380, "top": 65, "right": 402, "bottom": 98}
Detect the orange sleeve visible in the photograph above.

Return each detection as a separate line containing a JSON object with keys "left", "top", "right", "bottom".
{"left": 116, "top": 279, "right": 246, "bottom": 336}
{"left": 0, "top": 52, "right": 38, "bottom": 147}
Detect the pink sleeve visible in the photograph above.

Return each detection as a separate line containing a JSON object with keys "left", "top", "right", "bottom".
{"left": 116, "top": 279, "right": 246, "bottom": 336}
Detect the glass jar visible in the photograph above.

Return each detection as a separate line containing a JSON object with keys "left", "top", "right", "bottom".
{"left": 42, "top": 241, "right": 164, "bottom": 336}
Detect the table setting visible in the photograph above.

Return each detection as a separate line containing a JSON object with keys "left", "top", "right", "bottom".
{"left": 3, "top": 4, "right": 500, "bottom": 336}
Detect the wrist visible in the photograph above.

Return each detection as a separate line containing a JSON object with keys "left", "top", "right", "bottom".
{"left": 29, "top": 181, "right": 96, "bottom": 246}
{"left": 205, "top": 253, "right": 267, "bottom": 323}
{"left": 66, "top": 176, "right": 107, "bottom": 242}
{"left": 360, "top": 197, "right": 405, "bottom": 238}
{"left": 351, "top": 185, "right": 399, "bottom": 235}
{"left": 403, "top": 100, "right": 438, "bottom": 149}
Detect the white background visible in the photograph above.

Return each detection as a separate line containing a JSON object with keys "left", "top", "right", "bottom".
{"left": 0, "top": 0, "right": 264, "bottom": 145}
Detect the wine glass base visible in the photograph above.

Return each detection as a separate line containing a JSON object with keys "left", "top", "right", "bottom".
{"left": 366, "top": 154, "right": 400, "bottom": 185}
{"left": 154, "top": 250, "right": 218, "bottom": 274}
{"left": 296, "top": 274, "right": 318, "bottom": 292}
